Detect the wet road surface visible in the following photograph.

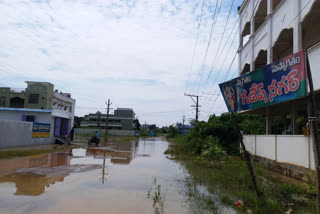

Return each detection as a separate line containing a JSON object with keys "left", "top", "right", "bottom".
{"left": 0, "top": 137, "right": 235, "bottom": 214}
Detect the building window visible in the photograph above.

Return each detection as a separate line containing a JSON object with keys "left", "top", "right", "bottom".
{"left": 28, "top": 94, "right": 39, "bottom": 104}
{"left": 22, "top": 115, "right": 35, "bottom": 122}
{"left": 0, "top": 96, "right": 6, "bottom": 106}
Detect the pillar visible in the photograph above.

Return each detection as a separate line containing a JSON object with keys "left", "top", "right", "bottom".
{"left": 250, "top": 0, "right": 255, "bottom": 71}
{"left": 267, "top": 0, "right": 273, "bottom": 15}
{"left": 267, "top": 0, "right": 273, "bottom": 64}
{"left": 291, "top": 103, "right": 298, "bottom": 135}
{"left": 239, "top": 16, "right": 243, "bottom": 75}
{"left": 266, "top": 107, "right": 272, "bottom": 134}
{"left": 293, "top": 0, "right": 302, "bottom": 52}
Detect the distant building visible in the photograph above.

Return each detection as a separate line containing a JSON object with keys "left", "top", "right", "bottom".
{"left": 0, "top": 81, "right": 76, "bottom": 147}
{"left": 141, "top": 123, "right": 149, "bottom": 132}
{"left": 176, "top": 123, "right": 194, "bottom": 134}
{"left": 81, "top": 108, "right": 135, "bottom": 130}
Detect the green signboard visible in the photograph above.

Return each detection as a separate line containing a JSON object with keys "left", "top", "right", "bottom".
{"left": 219, "top": 50, "right": 307, "bottom": 112}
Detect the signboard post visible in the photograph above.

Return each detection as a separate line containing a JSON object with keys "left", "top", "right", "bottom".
{"left": 32, "top": 122, "right": 51, "bottom": 138}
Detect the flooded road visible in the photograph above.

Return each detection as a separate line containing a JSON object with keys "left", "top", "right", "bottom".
{"left": 0, "top": 138, "right": 235, "bottom": 214}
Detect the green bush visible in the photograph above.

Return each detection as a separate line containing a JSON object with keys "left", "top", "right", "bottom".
{"left": 200, "top": 136, "right": 227, "bottom": 161}
{"left": 167, "top": 125, "right": 178, "bottom": 138}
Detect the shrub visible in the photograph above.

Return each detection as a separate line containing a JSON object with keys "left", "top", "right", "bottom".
{"left": 200, "top": 136, "right": 227, "bottom": 161}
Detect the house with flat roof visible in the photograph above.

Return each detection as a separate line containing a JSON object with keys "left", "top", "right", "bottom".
{"left": 0, "top": 81, "right": 76, "bottom": 147}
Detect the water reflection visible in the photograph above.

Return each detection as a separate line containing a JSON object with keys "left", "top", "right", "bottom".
{"left": 86, "top": 148, "right": 133, "bottom": 165}
{"left": 0, "top": 152, "right": 71, "bottom": 196}
{"left": 0, "top": 138, "right": 215, "bottom": 214}
{"left": 0, "top": 141, "right": 140, "bottom": 196}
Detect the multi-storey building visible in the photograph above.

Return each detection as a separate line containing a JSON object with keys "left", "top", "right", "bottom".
{"left": 237, "top": 0, "right": 320, "bottom": 177}
{"left": 81, "top": 108, "right": 135, "bottom": 131}
{"left": 0, "top": 81, "right": 76, "bottom": 146}
{"left": 238, "top": 0, "right": 319, "bottom": 134}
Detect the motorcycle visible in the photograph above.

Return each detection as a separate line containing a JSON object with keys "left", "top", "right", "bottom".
{"left": 88, "top": 135, "right": 100, "bottom": 146}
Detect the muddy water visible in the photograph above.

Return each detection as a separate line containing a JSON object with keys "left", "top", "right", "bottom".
{"left": 0, "top": 138, "right": 235, "bottom": 214}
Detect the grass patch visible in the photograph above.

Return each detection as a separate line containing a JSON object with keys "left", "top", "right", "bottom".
{"left": 166, "top": 138, "right": 316, "bottom": 214}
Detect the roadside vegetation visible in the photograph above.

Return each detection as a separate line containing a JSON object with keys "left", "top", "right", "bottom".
{"left": 165, "top": 113, "right": 316, "bottom": 213}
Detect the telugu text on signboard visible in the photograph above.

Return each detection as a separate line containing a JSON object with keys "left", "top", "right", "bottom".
{"left": 219, "top": 50, "right": 307, "bottom": 112}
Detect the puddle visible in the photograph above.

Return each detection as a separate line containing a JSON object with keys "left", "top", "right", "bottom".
{"left": 0, "top": 138, "right": 236, "bottom": 214}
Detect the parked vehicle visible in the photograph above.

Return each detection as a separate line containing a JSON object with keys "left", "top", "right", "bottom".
{"left": 88, "top": 135, "right": 100, "bottom": 146}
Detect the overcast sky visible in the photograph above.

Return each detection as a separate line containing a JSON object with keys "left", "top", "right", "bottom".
{"left": 0, "top": 0, "right": 241, "bottom": 126}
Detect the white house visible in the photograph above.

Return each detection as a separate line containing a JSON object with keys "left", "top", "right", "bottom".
{"left": 237, "top": 0, "right": 320, "bottom": 177}
{"left": 0, "top": 81, "right": 76, "bottom": 147}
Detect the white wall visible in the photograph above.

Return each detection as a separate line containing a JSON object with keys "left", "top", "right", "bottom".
{"left": 277, "top": 135, "right": 309, "bottom": 168}
{"left": 52, "top": 92, "right": 75, "bottom": 126}
{"left": 0, "top": 119, "right": 54, "bottom": 147}
{"left": 256, "top": 135, "right": 275, "bottom": 160}
{"left": 75, "top": 128, "right": 135, "bottom": 136}
{"left": 244, "top": 134, "right": 313, "bottom": 169}
{"left": 0, "top": 110, "right": 55, "bottom": 145}
{"left": 308, "top": 43, "right": 320, "bottom": 91}
{"left": 0, "top": 110, "right": 51, "bottom": 122}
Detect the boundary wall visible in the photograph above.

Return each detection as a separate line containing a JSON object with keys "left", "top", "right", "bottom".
{"left": 75, "top": 128, "right": 135, "bottom": 136}
{"left": 0, "top": 119, "right": 53, "bottom": 147}
{"left": 243, "top": 135, "right": 315, "bottom": 182}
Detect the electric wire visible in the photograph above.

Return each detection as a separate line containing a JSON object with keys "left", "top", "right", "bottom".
{"left": 203, "top": 0, "right": 314, "bottom": 119}
{"left": 196, "top": 0, "right": 236, "bottom": 94}
{"left": 185, "top": 0, "right": 206, "bottom": 92}
{"left": 189, "top": 0, "right": 222, "bottom": 94}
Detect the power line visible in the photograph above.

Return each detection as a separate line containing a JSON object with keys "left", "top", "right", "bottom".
{"left": 137, "top": 108, "right": 193, "bottom": 115}
{"left": 204, "top": 0, "right": 314, "bottom": 118}
{"left": 196, "top": 0, "right": 236, "bottom": 94}
{"left": 199, "top": 0, "right": 262, "bottom": 114}
{"left": 189, "top": 0, "right": 222, "bottom": 94}
{"left": 185, "top": 0, "right": 205, "bottom": 92}
{"left": 205, "top": 26, "right": 239, "bottom": 93}
{"left": 200, "top": 17, "right": 239, "bottom": 95}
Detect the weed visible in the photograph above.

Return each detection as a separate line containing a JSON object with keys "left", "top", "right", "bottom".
{"left": 171, "top": 155, "right": 316, "bottom": 213}
{"left": 147, "top": 177, "right": 166, "bottom": 214}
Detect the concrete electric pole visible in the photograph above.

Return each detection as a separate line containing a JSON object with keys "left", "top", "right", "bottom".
{"left": 184, "top": 93, "right": 201, "bottom": 121}
{"left": 104, "top": 99, "right": 112, "bottom": 143}
{"left": 182, "top": 115, "right": 185, "bottom": 134}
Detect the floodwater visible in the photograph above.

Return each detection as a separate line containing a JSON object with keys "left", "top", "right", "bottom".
{"left": 0, "top": 138, "right": 235, "bottom": 214}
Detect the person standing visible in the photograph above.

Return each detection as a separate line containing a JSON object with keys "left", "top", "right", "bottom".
{"left": 70, "top": 127, "right": 75, "bottom": 142}
{"left": 95, "top": 131, "right": 100, "bottom": 144}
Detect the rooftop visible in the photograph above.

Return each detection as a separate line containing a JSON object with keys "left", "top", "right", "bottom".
{"left": 0, "top": 107, "right": 51, "bottom": 113}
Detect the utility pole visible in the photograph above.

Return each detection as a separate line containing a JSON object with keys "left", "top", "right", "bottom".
{"left": 184, "top": 93, "right": 201, "bottom": 121}
{"left": 104, "top": 99, "right": 112, "bottom": 143}
{"left": 182, "top": 115, "right": 185, "bottom": 135}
